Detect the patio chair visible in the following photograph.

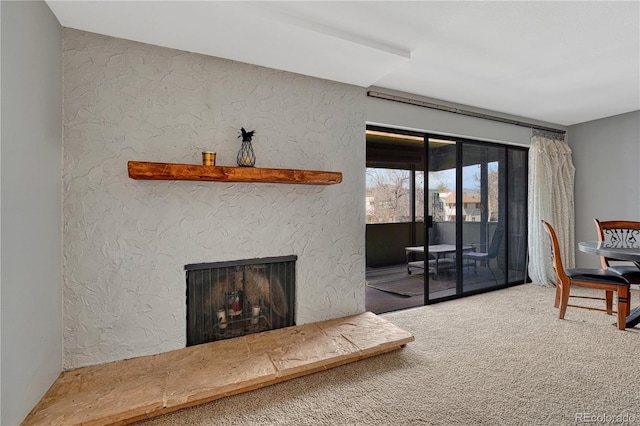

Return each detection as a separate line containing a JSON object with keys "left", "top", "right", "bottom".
{"left": 542, "top": 221, "right": 630, "bottom": 330}
{"left": 594, "top": 219, "right": 640, "bottom": 285}
{"left": 463, "top": 226, "right": 504, "bottom": 276}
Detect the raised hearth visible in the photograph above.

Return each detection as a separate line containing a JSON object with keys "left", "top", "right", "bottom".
{"left": 22, "top": 312, "right": 414, "bottom": 425}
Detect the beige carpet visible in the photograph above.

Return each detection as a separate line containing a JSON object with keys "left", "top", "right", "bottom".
{"left": 135, "top": 284, "right": 640, "bottom": 426}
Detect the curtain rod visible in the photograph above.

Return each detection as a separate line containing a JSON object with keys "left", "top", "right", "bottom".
{"left": 367, "top": 90, "right": 566, "bottom": 135}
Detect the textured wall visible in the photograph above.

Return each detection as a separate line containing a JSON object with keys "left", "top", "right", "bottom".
{"left": 63, "top": 29, "right": 366, "bottom": 369}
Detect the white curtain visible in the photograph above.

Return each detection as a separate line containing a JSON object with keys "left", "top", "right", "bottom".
{"left": 527, "top": 131, "right": 575, "bottom": 286}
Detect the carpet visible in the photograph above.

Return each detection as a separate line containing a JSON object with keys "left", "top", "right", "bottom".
{"left": 135, "top": 284, "right": 640, "bottom": 426}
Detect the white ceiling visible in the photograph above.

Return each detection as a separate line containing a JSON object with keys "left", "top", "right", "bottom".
{"left": 47, "top": 1, "right": 640, "bottom": 126}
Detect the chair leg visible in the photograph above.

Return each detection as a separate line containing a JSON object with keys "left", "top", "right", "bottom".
{"left": 554, "top": 279, "right": 561, "bottom": 308}
{"left": 627, "top": 292, "right": 631, "bottom": 316}
{"left": 616, "top": 285, "right": 629, "bottom": 330}
{"left": 558, "top": 280, "right": 570, "bottom": 319}
{"left": 605, "top": 290, "right": 613, "bottom": 315}
{"left": 486, "top": 259, "right": 504, "bottom": 284}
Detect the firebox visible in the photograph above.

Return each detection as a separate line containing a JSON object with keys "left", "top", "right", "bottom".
{"left": 185, "top": 256, "right": 296, "bottom": 346}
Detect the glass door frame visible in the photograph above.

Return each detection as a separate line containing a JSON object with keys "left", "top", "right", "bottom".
{"left": 364, "top": 124, "right": 527, "bottom": 308}
{"left": 423, "top": 133, "right": 528, "bottom": 304}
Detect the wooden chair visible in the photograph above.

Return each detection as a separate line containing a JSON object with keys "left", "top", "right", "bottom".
{"left": 594, "top": 219, "right": 640, "bottom": 286}
{"left": 542, "top": 221, "right": 630, "bottom": 330}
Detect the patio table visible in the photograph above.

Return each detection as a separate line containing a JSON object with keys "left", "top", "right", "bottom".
{"left": 405, "top": 244, "right": 474, "bottom": 276}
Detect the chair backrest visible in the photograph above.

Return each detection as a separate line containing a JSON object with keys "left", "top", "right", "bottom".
{"left": 594, "top": 219, "right": 640, "bottom": 268}
{"left": 541, "top": 221, "right": 568, "bottom": 283}
{"left": 487, "top": 226, "right": 505, "bottom": 258}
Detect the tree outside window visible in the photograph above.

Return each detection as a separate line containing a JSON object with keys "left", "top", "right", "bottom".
{"left": 366, "top": 168, "right": 412, "bottom": 223}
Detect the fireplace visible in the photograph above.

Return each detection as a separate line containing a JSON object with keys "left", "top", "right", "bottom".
{"left": 185, "top": 256, "right": 296, "bottom": 346}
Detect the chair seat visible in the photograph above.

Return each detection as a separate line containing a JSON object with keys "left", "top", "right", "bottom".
{"left": 607, "top": 265, "right": 640, "bottom": 284}
{"left": 566, "top": 268, "right": 630, "bottom": 285}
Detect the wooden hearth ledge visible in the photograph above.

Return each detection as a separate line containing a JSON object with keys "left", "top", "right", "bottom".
{"left": 23, "top": 312, "right": 413, "bottom": 425}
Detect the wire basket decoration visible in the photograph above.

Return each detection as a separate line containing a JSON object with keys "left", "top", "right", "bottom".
{"left": 237, "top": 127, "right": 256, "bottom": 167}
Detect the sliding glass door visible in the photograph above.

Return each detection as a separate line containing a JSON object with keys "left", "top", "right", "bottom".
{"left": 425, "top": 135, "right": 528, "bottom": 302}
{"left": 364, "top": 125, "right": 527, "bottom": 310}
{"left": 460, "top": 143, "right": 506, "bottom": 293}
{"left": 425, "top": 136, "right": 458, "bottom": 299}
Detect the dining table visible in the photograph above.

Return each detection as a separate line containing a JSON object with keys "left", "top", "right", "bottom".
{"left": 578, "top": 241, "right": 640, "bottom": 328}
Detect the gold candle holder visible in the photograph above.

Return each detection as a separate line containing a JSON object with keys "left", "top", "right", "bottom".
{"left": 202, "top": 151, "right": 216, "bottom": 166}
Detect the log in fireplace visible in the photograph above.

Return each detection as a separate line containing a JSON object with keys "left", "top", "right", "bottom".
{"left": 185, "top": 256, "right": 296, "bottom": 346}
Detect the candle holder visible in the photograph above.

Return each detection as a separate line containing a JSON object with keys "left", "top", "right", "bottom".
{"left": 251, "top": 305, "right": 261, "bottom": 325}
{"left": 216, "top": 308, "right": 227, "bottom": 330}
{"left": 202, "top": 151, "right": 216, "bottom": 166}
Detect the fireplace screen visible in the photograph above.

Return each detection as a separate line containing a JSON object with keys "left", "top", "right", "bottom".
{"left": 185, "top": 256, "right": 296, "bottom": 346}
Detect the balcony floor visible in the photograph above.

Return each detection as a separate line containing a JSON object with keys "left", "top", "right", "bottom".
{"left": 366, "top": 263, "right": 521, "bottom": 314}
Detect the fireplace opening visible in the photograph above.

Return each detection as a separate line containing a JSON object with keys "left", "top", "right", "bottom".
{"left": 185, "top": 256, "right": 296, "bottom": 346}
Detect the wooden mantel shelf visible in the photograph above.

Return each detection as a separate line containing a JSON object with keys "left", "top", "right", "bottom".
{"left": 128, "top": 161, "right": 342, "bottom": 185}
